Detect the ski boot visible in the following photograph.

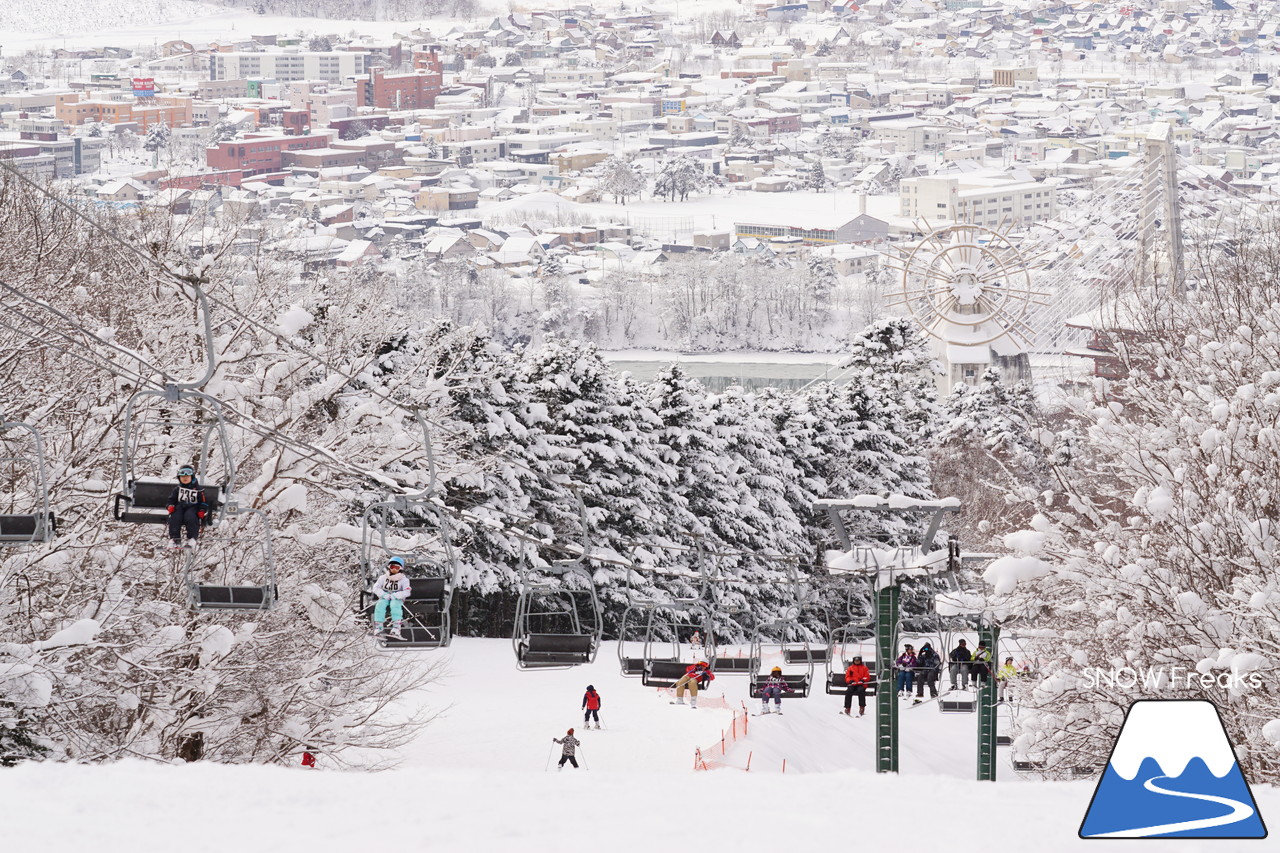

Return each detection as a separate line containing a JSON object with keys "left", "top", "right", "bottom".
{"left": 690, "top": 699, "right": 697, "bottom": 709}
{"left": 388, "top": 621, "right": 404, "bottom": 640}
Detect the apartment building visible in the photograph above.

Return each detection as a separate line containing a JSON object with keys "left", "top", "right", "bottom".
{"left": 899, "top": 175, "right": 1057, "bottom": 227}
{"left": 55, "top": 92, "right": 193, "bottom": 131}
{"left": 208, "top": 50, "right": 368, "bottom": 84}
{"left": 353, "top": 64, "right": 443, "bottom": 110}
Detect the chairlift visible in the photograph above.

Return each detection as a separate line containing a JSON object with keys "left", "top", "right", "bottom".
{"left": 113, "top": 283, "right": 234, "bottom": 529}
{"left": 184, "top": 505, "right": 277, "bottom": 611}
{"left": 358, "top": 503, "right": 456, "bottom": 649}
{"left": 513, "top": 494, "right": 601, "bottom": 669}
{"left": 0, "top": 419, "right": 56, "bottom": 545}
{"left": 617, "top": 542, "right": 715, "bottom": 682}
{"left": 358, "top": 495, "right": 459, "bottom": 649}
{"left": 359, "top": 417, "right": 460, "bottom": 649}
{"left": 824, "top": 575, "right": 877, "bottom": 695}
{"left": 113, "top": 386, "right": 235, "bottom": 527}
{"left": 749, "top": 612, "right": 814, "bottom": 700}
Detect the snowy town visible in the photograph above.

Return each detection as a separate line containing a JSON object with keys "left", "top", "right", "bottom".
{"left": 1, "top": 0, "right": 1279, "bottom": 850}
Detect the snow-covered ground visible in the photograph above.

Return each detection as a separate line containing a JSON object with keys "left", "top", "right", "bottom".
{"left": 7, "top": 638, "right": 1273, "bottom": 852}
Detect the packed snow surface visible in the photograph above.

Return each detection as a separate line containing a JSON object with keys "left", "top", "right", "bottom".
{"left": 6, "top": 638, "right": 1275, "bottom": 852}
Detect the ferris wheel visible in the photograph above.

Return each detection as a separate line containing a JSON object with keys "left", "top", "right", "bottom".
{"left": 884, "top": 223, "right": 1048, "bottom": 388}
{"left": 886, "top": 223, "right": 1047, "bottom": 349}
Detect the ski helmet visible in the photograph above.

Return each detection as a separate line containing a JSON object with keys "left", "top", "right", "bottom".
{"left": 567, "top": 728, "right": 574, "bottom": 735}
{"left": 586, "top": 685, "right": 595, "bottom": 691}
{"left": 387, "top": 556, "right": 406, "bottom": 570}
{"left": 853, "top": 656, "right": 863, "bottom": 664}
{"left": 771, "top": 666, "right": 782, "bottom": 674}
{"left": 177, "top": 465, "right": 195, "bottom": 477}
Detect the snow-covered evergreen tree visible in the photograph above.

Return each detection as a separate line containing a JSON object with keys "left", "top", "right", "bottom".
{"left": 805, "top": 160, "right": 829, "bottom": 192}
{"left": 840, "top": 318, "right": 942, "bottom": 446}
{"left": 931, "top": 367, "right": 1047, "bottom": 544}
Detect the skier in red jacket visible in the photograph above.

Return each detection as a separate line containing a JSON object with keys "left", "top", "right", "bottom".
{"left": 673, "top": 661, "right": 714, "bottom": 709}
{"left": 582, "top": 685, "right": 603, "bottom": 729}
{"left": 843, "top": 655, "right": 873, "bottom": 716}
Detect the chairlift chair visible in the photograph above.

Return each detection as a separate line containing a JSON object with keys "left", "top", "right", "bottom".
{"left": 619, "top": 546, "right": 715, "bottom": 680}
{"left": 822, "top": 573, "right": 877, "bottom": 694}
{"left": 184, "top": 505, "right": 277, "bottom": 611}
{"left": 358, "top": 496, "right": 459, "bottom": 650}
{"left": 0, "top": 420, "right": 56, "bottom": 545}
{"left": 748, "top": 613, "right": 814, "bottom": 699}
{"left": 825, "top": 624, "right": 878, "bottom": 696}
{"left": 113, "top": 387, "right": 234, "bottom": 526}
{"left": 513, "top": 573, "right": 601, "bottom": 668}
{"left": 513, "top": 494, "right": 601, "bottom": 670}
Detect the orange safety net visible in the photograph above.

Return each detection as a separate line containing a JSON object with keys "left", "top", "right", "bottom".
{"left": 693, "top": 702, "right": 750, "bottom": 771}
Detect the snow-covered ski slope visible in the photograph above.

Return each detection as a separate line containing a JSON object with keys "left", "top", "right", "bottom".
{"left": 4, "top": 638, "right": 1277, "bottom": 853}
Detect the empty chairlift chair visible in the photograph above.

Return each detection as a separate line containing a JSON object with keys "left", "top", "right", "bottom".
{"left": 0, "top": 420, "right": 56, "bottom": 546}
{"left": 513, "top": 569, "right": 600, "bottom": 669}
{"left": 185, "top": 506, "right": 277, "bottom": 611}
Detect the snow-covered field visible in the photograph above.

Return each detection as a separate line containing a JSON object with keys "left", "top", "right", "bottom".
{"left": 6, "top": 638, "right": 1274, "bottom": 852}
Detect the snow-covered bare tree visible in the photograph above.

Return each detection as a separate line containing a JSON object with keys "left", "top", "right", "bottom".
{"left": 992, "top": 241, "right": 1280, "bottom": 782}
{"left": 597, "top": 155, "right": 646, "bottom": 205}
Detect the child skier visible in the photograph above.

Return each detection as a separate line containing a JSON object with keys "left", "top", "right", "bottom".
{"left": 895, "top": 644, "right": 917, "bottom": 697}
{"left": 582, "top": 685, "right": 602, "bottom": 728}
{"left": 166, "top": 465, "right": 209, "bottom": 549}
{"left": 996, "top": 656, "right": 1018, "bottom": 702}
{"left": 843, "top": 655, "right": 873, "bottom": 716}
{"left": 372, "top": 556, "right": 412, "bottom": 639}
{"left": 758, "top": 666, "right": 794, "bottom": 714}
{"left": 553, "top": 728, "right": 581, "bottom": 769}
{"left": 673, "top": 660, "right": 714, "bottom": 708}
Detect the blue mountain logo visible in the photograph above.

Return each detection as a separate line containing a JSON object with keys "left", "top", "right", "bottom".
{"left": 1080, "top": 700, "right": 1267, "bottom": 839}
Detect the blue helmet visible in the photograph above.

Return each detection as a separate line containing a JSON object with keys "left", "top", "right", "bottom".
{"left": 177, "top": 465, "right": 195, "bottom": 477}
{"left": 387, "top": 556, "right": 406, "bottom": 570}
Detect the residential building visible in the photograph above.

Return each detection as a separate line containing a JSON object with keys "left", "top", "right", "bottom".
{"left": 354, "top": 61, "right": 443, "bottom": 110}
{"left": 208, "top": 50, "right": 368, "bottom": 84}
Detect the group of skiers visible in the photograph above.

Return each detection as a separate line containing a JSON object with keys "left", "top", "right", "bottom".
{"left": 892, "top": 640, "right": 1023, "bottom": 699}
{"left": 548, "top": 685, "right": 606, "bottom": 770}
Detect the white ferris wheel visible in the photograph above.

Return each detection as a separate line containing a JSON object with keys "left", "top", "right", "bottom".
{"left": 885, "top": 223, "right": 1048, "bottom": 388}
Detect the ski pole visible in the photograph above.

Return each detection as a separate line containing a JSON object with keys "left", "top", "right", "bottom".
{"left": 545, "top": 742, "right": 557, "bottom": 772}
{"left": 577, "top": 745, "right": 589, "bottom": 770}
